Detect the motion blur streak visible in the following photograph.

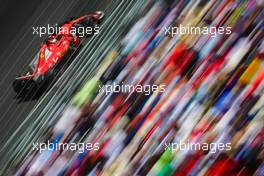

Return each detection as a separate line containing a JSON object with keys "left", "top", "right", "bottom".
{"left": 1, "top": 0, "right": 264, "bottom": 175}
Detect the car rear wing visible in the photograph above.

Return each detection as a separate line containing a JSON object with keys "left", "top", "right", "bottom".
{"left": 16, "top": 74, "right": 34, "bottom": 80}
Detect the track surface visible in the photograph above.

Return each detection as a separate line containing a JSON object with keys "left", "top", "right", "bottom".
{"left": 0, "top": 0, "right": 120, "bottom": 171}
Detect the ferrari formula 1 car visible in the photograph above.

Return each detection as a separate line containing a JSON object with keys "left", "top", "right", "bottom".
{"left": 13, "top": 11, "right": 104, "bottom": 97}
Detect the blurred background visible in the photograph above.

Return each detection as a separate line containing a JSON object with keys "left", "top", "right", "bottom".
{"left": 0, "top": 0, "right": 263, "bottom": 175}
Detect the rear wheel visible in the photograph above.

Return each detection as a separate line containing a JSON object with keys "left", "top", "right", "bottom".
{"left": 13, "top": 79, "right": 26, "bottom": 93}
{"left": 13, "top": 78, "right": 38, "bottom": 100}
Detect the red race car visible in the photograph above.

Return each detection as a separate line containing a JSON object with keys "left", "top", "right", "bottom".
{"left": 13, "top": 11, "right": 104, "bottom": 97}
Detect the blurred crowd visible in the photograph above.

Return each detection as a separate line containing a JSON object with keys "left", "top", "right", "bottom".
{"left": 16, "top": 0, "right": 263, "bottom": 175}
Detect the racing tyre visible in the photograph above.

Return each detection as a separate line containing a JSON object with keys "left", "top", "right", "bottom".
{"left": 13, "top": 78, "right": 37, "bottom": 99}
{"left": 12, "top": 79, "right": 25, "bottom": 93}
{"left": 80, "top": 16, "right": 95, "bottom": 28}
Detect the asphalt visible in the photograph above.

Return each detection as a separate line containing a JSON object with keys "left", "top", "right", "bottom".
{"left": 0, "top": 0, "right": 120, "bottom": 172}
